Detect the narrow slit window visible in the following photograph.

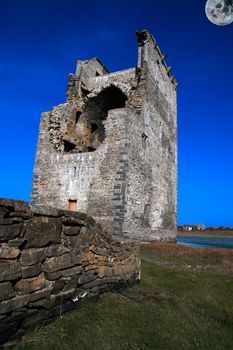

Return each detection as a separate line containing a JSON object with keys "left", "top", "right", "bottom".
{"left": 91, "top": 123, "right": 98, "bottom": 133}
{"left": 142, "top": 133, "right": 149, "bottom": 150}
{"left": 75, "top": 111, "right": 82, "bottom": 124}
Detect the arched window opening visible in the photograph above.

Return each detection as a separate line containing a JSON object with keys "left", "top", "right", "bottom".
{"left": 93, "top": 85, "right": 127, "bottom": 112}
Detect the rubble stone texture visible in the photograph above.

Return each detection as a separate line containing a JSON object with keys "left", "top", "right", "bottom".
{"left": 31, "top": 30, "right": 178, "bottom": 241}
{"left": 0, "top": 199, "right": 140, "bottom": 346}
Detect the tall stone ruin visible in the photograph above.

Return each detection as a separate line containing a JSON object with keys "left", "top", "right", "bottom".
{"left": 31, "top": 30, "right": 178, "bottom": 242}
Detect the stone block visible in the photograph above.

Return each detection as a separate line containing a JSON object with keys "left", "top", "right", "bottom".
{"left": 20, "top": 248, "right": 46, "bottom": 266}
{"left": 8, "top": 238, "right": 25, "bottom": 248}
{"left": 23, "top": 217, "right": 62, "bottom": 248}
{"left": 63, "top": 277, "right": 79, "bottom": 292}
{"left": 98, "top": 266, "right": 112, "bottom": 278}
{"left": 29, "top": 289, "right": 51, "bottom": 302}
{"left": 81, "top": 252, "right": 96, "bottom": 262}
{"left": 62, "top": 217, "right": 86, "bottom": 226}
{"left": 43, "top": 253, "right": 82, "bottom": 273}
{"left": 0, "top": 295, "right": 30, "bottom": 315}
{"left": 60, "top": 210, "right": 87, "bottom": 221}
{"left": 61, "top": 265, "right": 83, "bottom": 277}
{"left": 0, "top": 261, "right": 21, "bottom": 282}
{"left": 21, "top": 262, "right": 42, "bottom": 278}
{"left": 0, "top": 245, "right": 20, "bottom": 259}
{"left": 63, "top": 226, "right": 81, "bottom": 236}
{"left": 29, "top": 296, "right": 55, "bottom": 310}
{"left": 81, "top": 279, "right": 104, "bottom": 289}
{"left": 46, "top": 244, "right": 69, "bottom": 258}
{"left": 0, "top": 199, "right": 30, "bottom": 213}
{"left": 15, "top": 275, "right": 46, "bottom": 294}
{"left": 0, "top": 282, "right": 15, "bottom": 301}
{"left": 78, "top": 272, "right": 96, "bottom": 285}
{"left": 51, "top": 280, "right": 66, "bottom": 294}
{"left": 44, "top": 271, "right": 62, "bottom": 281}
{"left": 0, "top": 224, "right": 21, "bottom": 241}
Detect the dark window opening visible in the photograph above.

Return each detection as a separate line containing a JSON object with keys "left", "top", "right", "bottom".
{"left": 63, "top": 86, "right": 127, "bottom": 155}
{"left": 68, "top": 200, "right": 77, "bottom": 211}
{"left": 73, "top": 167, "right": 77, "bottom": 177}
{"left": 75, "top": 111, "right": 82, "bottom": 123}
{"left": 87, "top": 146, "right": 96, "bottom": 152}
{"left": 142, "top": 133, "right": 149, "bottom": 150}
{"left": 63, "top": 140, "right": 76, "bottom": 153}
{"left": 91, "top": 123, "right": 99, "bottom": 133}
{"left": 81, "top": 86, "right": 90, "bottom": 96}
{"left": 93, "top": 85, "right": 127, "bottom": 112}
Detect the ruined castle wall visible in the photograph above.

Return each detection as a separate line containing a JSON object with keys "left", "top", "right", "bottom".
{"left": 31, "top": 30, "right": 178, "bottom": 242}
{"left": 87, "top": 68, "right": 136, "bottom": 97}
{"left": 0, "top": 199, "right": 140, "bottom": 346}
{"left": 123, "top": 33, "right": 177, "bottom": 241}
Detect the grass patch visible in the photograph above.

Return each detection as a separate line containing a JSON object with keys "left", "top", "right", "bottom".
{"left": 16, "top": 244, "right": 233, "bottom": 350}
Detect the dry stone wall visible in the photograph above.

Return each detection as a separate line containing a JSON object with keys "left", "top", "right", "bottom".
{"left": 0, "top": 198, "right": 140, "bottom": 347}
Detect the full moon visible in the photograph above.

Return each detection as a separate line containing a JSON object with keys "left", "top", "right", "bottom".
{"left": 205, "top": 0, "right": 233, "bottom": 25}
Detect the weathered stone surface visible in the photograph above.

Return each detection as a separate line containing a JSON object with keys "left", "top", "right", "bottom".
{"left": 51, "top": 280, "right": 66, "bottom": 294}
{"left": 8, "top": 238, "right": 25, "bottom": 247}
{"left": 81, "top": 252, "right": 96, "bottom": 262}
{"left": 0, "top": 224, "right": 21, "bottom": 241}
{"left": 32, "top": 205, "right": 60, "bottom": 217}
{"left": 29, "top": 289, "right": 51, "bottom": 302}
{"left": 60, "top": 210, "right": 87, "bottom": 221}
{"left": 20, "top": 248, "right": 46, "bottom": 266}
{"left": 0, "top": 282, "right": 15, "bottom": 301}
{"left": 44, "top": 270, "right": 62, "bottom": 281}
{"left": 62, "top": 217, "right": 86, "bottom": 226}
{"left": 0, "top": 295, "right": 30, "bottom": 315}
{"left": 63, "top": 226, "right": 81, "bottom": 236}
{"left": 78, "top": 272, "right": 96, "bottom": 285}
{"left": 98, "top": 266, "right": 112, "bottom": 278}
{"left": 0, "top": 244, "right": 20, "bottom": 259}
{"left": 0, "top": 261, "right": 21, "bottom": 282}
{"left": 29, "top": 295, "right": 55, "bottom": 310}
{"left": 81, "top": 279, "right": 104, "bottom": 289}
{"left": 15, "top": 275, "right": 46, "bottom": 294}
{"left": 22, "top": 262, "right": 42, "bottom": 278}
{"left": 60, "top": 265, "right": 83, "bottom": 277}
{"left": 23, "top": 217, "right": 62, "bottom": 248}
{"left": 46, "top": 244, "right": 69, "bottom": 257}
{"left": 43, "top": 253, "right": 82, "bottom": 273}
{"left": 0, "top": 199, "right": 30, "bottom": 213}
{"left": 9, "top": 211, "right": 33, "bottom": 219}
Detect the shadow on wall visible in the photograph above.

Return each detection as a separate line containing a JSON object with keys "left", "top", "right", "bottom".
{"left": 63, "top": 85, "right": 127, "bottom": 153}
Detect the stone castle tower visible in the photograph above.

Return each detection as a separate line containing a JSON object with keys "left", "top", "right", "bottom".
{"left": 31, "top": 30, "right": 178, "bottom": 242}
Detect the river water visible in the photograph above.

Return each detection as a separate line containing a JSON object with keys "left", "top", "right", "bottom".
{"left": 177, "top": 235, "right": 233, "bottom": 249}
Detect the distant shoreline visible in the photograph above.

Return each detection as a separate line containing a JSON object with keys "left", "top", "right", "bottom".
{"left": 177, "top": 230, "right": 233, "bottom": 239}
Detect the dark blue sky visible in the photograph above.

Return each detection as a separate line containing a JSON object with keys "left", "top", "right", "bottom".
{"left": 0, "top": 0, "right": 232, "bottom": 226}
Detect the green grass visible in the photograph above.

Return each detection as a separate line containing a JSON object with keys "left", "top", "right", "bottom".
{"left": 16, "top": 245, "right": 233, "bottom": 350}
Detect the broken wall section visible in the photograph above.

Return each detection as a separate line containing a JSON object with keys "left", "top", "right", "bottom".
{"left": 0, "top": 198, "right": 140, "bottom": 347}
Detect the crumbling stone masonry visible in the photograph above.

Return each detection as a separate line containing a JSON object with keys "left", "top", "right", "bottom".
{"left": 31, "top": 30, "right": 178, "bottom": 242}
{"left": 0, "top": 199, "right": 140, "bottom": 347}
